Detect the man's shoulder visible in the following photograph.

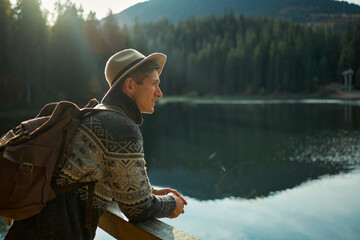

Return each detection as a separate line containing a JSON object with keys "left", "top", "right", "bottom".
{"left": 82, "top": 110, "right": 141, "bottom": 140}
{"left": 90, "top": 110, "right": 132, "bottom": 124}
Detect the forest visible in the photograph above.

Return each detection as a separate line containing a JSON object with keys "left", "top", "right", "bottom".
{"left": 0, "top": 0, "right": 360, "bottom": 108}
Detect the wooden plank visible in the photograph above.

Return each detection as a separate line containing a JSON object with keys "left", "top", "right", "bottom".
{"left": 135, "top": 218, "right": 200, "bottom": 240}
{"left": 98, "top": 211, "right": 160, "bottom": 240}
{"left": 98, "top": 203, "right": 200, "bottom": 240}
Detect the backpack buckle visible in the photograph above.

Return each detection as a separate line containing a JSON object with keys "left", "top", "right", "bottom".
{"left": 11, "top": 162, "right": 34, "bottom": 201}
{"left": 19, "top": 162, "right": 34, "bottom": 173}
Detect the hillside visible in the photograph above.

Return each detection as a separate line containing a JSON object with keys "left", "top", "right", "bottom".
{"left": 112, "top": 0, "right": 360, "bottom": 26}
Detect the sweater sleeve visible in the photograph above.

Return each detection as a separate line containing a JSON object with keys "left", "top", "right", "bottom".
{"left": 89, "top": 112, "right": 177, "bottom": 221}
{"left": 103, "top": 151, "right": 177, "bottom": 221}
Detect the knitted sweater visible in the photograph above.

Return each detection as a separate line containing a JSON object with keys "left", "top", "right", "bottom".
{"left": 5, "top": 93, "right": 176, "bottom": 240}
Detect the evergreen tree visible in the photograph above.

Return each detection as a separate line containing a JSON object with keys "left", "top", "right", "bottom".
{"left": 50, "top": 1, "right": 93, "bottom": 104}
{"left": 0, "top": 0, "right": 18, "bottom": 105}
{"left": 102, "top": 10, "right": 129, "bottom": 54}
{"left": 0, "top": 0, "right": 12, "bottom": 74}
{"left": 339, "top": 26, "right": 360, "bottom": 87}
{"left": 13, "top": 0, "right": 49, "bottom": 105}
{"left": 82, "top": 11, "right": 106, "bottom": 99}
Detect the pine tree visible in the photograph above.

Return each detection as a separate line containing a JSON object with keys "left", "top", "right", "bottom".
{"left": 0, "top": 0, "right": 20, "bottom": 106}
{"left": 50, "top": 1, "right": 92, "bottom": 104}
{"left": 13, "top": 0, "right": 49, "bottom": 105}
{"left": 103, "top": 10, "right": 129, "bottom": 54}
{"left": 0, "top": 0, "right": 12, "bottom": 74}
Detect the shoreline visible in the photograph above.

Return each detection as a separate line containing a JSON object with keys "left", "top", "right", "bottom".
{"left": 159, "top": 90, "right": 360, "bottom": 103}
{"left": 2, "top": 90, "right": 360, "bottom": 112}
{"left": 328, "top": 90, "right": 360, "bottom": 100}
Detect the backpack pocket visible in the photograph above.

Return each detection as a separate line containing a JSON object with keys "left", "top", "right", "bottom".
{"left": 0, "top": 144, "right": 55, "bottom": 220}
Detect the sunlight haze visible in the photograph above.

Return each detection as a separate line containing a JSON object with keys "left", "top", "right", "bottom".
{"left": 9, "top": 0, "right": 148, "bottom": 19}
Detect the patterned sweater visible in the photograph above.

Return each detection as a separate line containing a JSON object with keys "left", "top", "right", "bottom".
{"left": 5, "top": 93, "right": 176, "bottom": 240}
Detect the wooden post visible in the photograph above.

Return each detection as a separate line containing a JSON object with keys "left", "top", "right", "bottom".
{"left": 344, "top": 75, "right": 348, "bottom": 92}
{"left": 342, "top": 69, "right": 354, "bottom": 92}
{"left": 349, "top": 74, "right": 352, "bottom": 92}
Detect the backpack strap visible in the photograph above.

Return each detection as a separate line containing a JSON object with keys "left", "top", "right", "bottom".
{"left": 53, "top": 181, "right": 95, "bottom": 196}
{"left": 53, "top": 181, "right": 97, "bottom": 240}
{"left": 83, "top": 98, "right": 99, "bottom": 108}
{"left": 85, "top": 182, "right": 96, "bottom": 239}
{"left": 36, "top": 102, "right": 58, "bottom": 118}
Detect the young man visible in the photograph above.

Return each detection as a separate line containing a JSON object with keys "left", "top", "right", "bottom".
{"left": 5, "top": 49, "right": 187, "bottom": 240}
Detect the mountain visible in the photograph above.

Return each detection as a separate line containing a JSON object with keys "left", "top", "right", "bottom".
{"left": 112, "top": 0, "right": 360, "bottom": 26}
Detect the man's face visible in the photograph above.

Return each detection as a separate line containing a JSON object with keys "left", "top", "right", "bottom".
{"left": 131, "top": 71, "right": 163, "bottom": 114}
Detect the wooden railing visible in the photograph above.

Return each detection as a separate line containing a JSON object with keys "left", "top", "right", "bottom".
{"left": 98, "top": 203, "right": 200, "bottom": 240}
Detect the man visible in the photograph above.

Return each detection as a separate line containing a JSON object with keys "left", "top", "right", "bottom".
{"left": 5, "top": 49, "right": 187, "bottom": 239}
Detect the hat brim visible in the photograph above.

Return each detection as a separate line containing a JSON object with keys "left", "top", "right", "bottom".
{"left": 102, "top": 53, "right": 166, "bottom": 101}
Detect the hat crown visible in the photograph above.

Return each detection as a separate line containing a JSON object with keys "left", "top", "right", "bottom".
{"left": 105, "top": 49, "right": 146, "bottom": 86}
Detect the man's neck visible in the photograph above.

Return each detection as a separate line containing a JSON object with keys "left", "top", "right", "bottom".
{"left": 102, "top": 90, "right": 143, "bottom": 125}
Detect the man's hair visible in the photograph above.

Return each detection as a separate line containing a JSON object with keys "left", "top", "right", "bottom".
{"left": 121, "top": 61, "right": 160, "bottom": 86}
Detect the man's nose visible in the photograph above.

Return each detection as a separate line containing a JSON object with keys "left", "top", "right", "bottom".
{"left": 156, "top": 86, "right": 163, "bottom": 98}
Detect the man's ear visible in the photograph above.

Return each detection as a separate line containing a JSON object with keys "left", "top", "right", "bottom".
{"left": 122, "top": 77, "right": 136, "bottom": 95}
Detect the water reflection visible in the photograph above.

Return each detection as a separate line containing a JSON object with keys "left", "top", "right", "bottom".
{"left": 344, "top": 104, "right": 353, "bottom": 124}
{"left": 160, "top": 169, "right": 360, "bottom": 240}
{"left": 141, "top": 102, "right": 360, "bottom": 200}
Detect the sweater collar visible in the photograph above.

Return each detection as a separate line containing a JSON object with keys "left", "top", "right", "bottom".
{"left": 101, "top": 90, "right": 143, "bottom": 126}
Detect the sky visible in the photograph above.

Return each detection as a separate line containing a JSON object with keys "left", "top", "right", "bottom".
{"left": 339, "top": 0, "right": 360, "bottom": 6}
{"left": 8, "top": 0, "right": 360, "bottom": 20}
{"left": 9, "top": 0, "right": 148, "bottom": 19}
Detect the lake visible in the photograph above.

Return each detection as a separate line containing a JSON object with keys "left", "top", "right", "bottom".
{"left": 1, "top": 99, "right": 360, "bottom": 240}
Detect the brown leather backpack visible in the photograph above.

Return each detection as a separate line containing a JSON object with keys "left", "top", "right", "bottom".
{"left": 0, "top": 99, "right": 118, "bottom": 222}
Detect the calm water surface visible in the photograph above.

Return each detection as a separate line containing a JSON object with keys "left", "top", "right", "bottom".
{"left": 1, "top": 100, "right": 360, "bottom": 240}
{"left": 140, "top": 100, "right": 360, "bottom": 240}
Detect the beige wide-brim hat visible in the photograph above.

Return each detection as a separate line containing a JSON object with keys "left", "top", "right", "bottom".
{"left": 102, "top": 48, "right": 167, "bottom": 100}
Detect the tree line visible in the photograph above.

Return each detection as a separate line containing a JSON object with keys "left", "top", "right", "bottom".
{"left": 0, "top": 0, "right": 360, "bottom": 108}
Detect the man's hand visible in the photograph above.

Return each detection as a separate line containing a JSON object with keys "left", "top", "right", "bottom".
{"left": 152, "top": 187, "right": 188, "bottom": 205}
{"left": 152, "top": 188, "right": 188, "bottom": 218}
{"left": 168, "top": 193, "right": 185, "bottom": 219}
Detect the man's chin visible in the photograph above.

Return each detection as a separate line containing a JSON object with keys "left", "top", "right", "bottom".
{"left": 142, "top": 108, "right": 155, "bottom": 114}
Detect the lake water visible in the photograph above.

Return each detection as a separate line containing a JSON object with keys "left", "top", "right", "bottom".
{"left": 1, "top": 99, "right": 360, "bottom": 240}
